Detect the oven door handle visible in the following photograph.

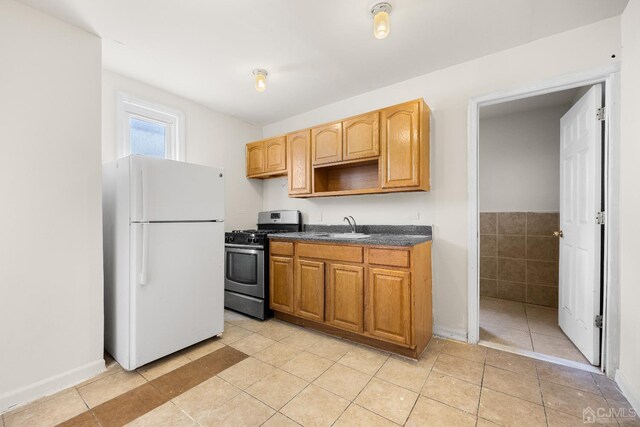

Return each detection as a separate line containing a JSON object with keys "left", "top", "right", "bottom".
{"left": 225, "top": 243, "right": 264, "bottom": 251}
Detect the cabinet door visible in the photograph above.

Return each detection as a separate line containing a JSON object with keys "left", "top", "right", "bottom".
{"left": 366, "top": 268, "right": 411, "bottom": 345}
{"left": 270, "top": 256, "right": 294, "bottom": 313}
{"left": 343, "top": 112, "right": 379, "bottom": 161}
{"left": 312, "top": 122, "right": 343, "bottom": 165}
{"left": 265, "top": 136, "right": 287, "bottom": 173}
{"left": 246, "top": 141, "right": 265, "bottom": 176}
{"left": 294, "top": 259, "right": 325, "bottom": 321}
{"left": 381, "top": 101, "right": 420, "bottom": 188}
{"left": 287, "top": 130, "right": 312, "bottom": 194}
{"left": 326, "top": 264, "right": 364, "bottom": 333}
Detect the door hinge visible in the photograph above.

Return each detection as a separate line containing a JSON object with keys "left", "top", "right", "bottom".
{"left": 596, "top": 107, "right": 606, "bottom": 121}
{"left": 595, "top": 314, "right": 603, "bottom": 328}
{"left": 596, "top": 211, "right": 606, "bottom": 225}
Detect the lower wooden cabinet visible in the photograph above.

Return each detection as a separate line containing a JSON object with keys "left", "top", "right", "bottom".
{"left": 269, "top": 240, "right": 432, "bottom": 358}
{"left": 294, "top": 259, "right": 325, "bottom": 321}
{"left": 326, "top": 263, "right": 364, "bottom": 333}
{"left": 366, "top": 268, "right": 411, "bottom": 345}
{"left": 270, "top": 256, "right": 294, "bottom": 313}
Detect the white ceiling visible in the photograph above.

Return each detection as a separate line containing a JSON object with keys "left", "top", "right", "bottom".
{"left": 480, "top": 87, "right": 582, "bottom": 119}
{"left": 18, "top": 0, "right": 627, "bottom": 125}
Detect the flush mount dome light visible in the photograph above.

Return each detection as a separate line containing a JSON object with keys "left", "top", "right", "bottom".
{"left": 253, "top": 69, "right": 268, "bottom": 92}
{"left": 371, "top": 2, "right": 392, "bottom": 39}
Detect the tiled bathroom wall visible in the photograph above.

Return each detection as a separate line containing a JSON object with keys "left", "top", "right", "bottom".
{"left": 480, "top": 212, "right": 559, "bottom": 307}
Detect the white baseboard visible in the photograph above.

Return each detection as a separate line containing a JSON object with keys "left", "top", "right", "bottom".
{"left": 616, "top": 369, "right": 640, "bottom": 413}
{"left": 433, "top": 325, "right": 467, "bottom": 342}
{"left": 0, "top": 359, "right": 105, "bottom": 414}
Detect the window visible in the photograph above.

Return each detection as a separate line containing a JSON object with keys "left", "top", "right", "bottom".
{"left": 116, "top": 93, "right": 185, "bottom": 160}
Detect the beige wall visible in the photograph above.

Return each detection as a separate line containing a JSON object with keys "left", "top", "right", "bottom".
{"left": 262, "top": 17, "right": 621, "bottom": 338}
{"left": 0, "top": 0, "right": 104, "bottom": 412}
{"left": 479, "top": 105, "right": 567, "bottom": 212}
{"left": 618, "top": 0, "right": 640, "bottom": 412}
{"left": 102, "top": 71, "right": 263, "bottom": 231}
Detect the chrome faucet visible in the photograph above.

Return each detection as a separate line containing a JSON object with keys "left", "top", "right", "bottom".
{"left": 343, "top": 216, "right": 357, "bottom": 233}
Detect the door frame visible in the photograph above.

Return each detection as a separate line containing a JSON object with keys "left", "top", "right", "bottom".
{"left": 467, "top": 63, "right": 621, "bottom": 374}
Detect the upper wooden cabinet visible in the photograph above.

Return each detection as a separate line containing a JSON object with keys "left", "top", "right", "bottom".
{"left": 312, "top": 122, "right": 343, "bottom": 165}
{"left": 244, "top": 98, "right": 430, "bottom": 195}
{"left": 246, "top": 141, "right": 265, "bottom": 176}
{"left": 246, "top": 137, "right": 287, "bottom": 178}
{"left": 287, "top": 130, "right": 312, "bottom": 195}
{"left": 343, "top": 112, "right": 379, "bottom": 161}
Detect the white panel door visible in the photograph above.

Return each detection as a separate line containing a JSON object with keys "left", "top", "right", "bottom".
{"left": 559, "top": 85, "right": 602, "bottom": 365}
{"left": 130, "top": 155, "right": 224, "bottom": 222}
{"left": 130, "top": 222, "right": 224, "bottom": 369}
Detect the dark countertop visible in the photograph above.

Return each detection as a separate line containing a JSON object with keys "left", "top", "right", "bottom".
{"left": 268, "top": 224, "right": 432, "bottom": 247}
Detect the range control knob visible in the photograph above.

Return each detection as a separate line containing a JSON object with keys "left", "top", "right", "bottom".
{"left": 228, "top": 236, "right": 234, "bottom": 242}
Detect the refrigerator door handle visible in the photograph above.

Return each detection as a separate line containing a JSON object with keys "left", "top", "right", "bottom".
{"left": 139, "top": 223, "right": 150, "bottom": 285}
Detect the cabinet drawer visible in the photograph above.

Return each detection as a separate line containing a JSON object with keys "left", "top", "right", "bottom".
{"left": 368, "top": 248, "right": 410, "bottom": 268}
{"left": 297, "top": 243, "right": 363, "bottom": 263}
{"left": 271, "top": 241, "right": 294, "bottom": 256}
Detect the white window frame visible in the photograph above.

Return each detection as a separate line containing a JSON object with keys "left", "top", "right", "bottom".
{"left": 116, "top": 92, "right": 185, "bottom": 161}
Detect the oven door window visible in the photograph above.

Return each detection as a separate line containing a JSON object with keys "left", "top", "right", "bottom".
{"left": 226, "top": 251, "right": 258, "bottom": 284}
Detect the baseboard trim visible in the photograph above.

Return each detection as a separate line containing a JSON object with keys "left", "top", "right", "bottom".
{"left": 433, "top": 325, "right": 467, "bottom": 342}
{"left": 616, "top": 369, "right": 640, "bottom": 413}
{"left": 0, "top": 359, "right": 105, "bottom": 414}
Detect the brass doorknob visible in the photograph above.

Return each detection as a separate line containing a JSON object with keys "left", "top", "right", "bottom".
{"left": 553, "top": 230, "right": 564, "bottom": 238}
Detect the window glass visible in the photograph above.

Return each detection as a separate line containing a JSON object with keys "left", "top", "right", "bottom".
{"left": 129, "top": 116, "right": 166, "bottom": 158}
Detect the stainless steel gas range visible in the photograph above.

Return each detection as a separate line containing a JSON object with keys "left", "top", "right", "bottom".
{"left": 224, "top": 210, "right": 301, "bottom": 319}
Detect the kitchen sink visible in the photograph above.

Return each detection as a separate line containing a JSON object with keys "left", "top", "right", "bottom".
{"left": 327, "top": 233, "right": 370, "bottom": 239}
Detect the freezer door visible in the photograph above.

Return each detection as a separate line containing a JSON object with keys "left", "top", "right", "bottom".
{"left": 129, "top": 155, "right": 224, "bottom": 222}
{"left": 129, "top": 222, "right": 224, "bottom": 369}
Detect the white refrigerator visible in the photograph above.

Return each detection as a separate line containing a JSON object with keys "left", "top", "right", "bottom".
{"left": 102, "top": 155, "right": 225, "bottom": 370}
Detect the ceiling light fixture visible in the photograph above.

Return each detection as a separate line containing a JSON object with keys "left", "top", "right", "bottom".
{"left": 371, "top": 2, "right": 392, "bottom": 39}
{"left": 253, "top": 69, "right": 268, "bottom": 92}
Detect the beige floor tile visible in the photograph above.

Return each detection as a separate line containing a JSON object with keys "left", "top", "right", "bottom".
{"left": 421, "top": 372, "right": 481, "bottom": 414}
{"left": 338, "top": 345, "right": 389, "bottom": 375}
{"left": 484, "top": 348, "right": 537, "bottom": 376}
{"left": 406, "top": 396, "right": 476, "bottom": 427}
{"left": 4, "top": 388, "right": 87, "bottom": 427}
{"left": 77, "top": 355, "right": 124, "bottom": 387}
{"left": 480, "top": 323, "right": 534, "bottom": 351}
{"left": 77, "top": 370, "right": 146, "bottom": 408}
{"left": 218, "top": 325, "right": 253, "bottom": 345}
{"left": 253, "top": 342, "right": 301, "bottom": 367}
{"left": 592, "top": 373, "right": 623, "bottom": 399}
{"left": 334, "top": 404, "right": 399, "bottom": 427}
{"left": 476, "top": 418, "right": 501, "bottom": 426}
{"left": 442, "top": 340, "right": 487, "bottom": 364}
{"left": 281, "top": 384, "right": 350, "bottom": 427}
{"left": 280, "top": 329, "right": 325, "bottom": 350}
{"left": 313, "top": 363, "right": 371, "bottom": 400}
{"left": 540, "top": 380, "right": 611, "bottom": 421}
{"left": 425, "top": 336, "right": 447, "bottom": 353}
{"left": 482, "top": 365, "right": 542, "bottom": 404}
{"left": 228, "top": 317, "right": 270, "bottom": 332}
{"left": 354, "top": 377, "right": 418, "bottom": 425}
{"left": 172, "top": 376, "right": 241, "bottom": 420}
{"left": 136, "top": 353, "right": 191, "bottom": 381}
{"left": 375, "top": 355, "right": 431, "bottom": 392}
{"left": 246, "top": 369, "right": 308, "bottom": 410}
{"left": 524, "top": 303, "right": 557, "bottom": 321}
{"left": 126, "top": 401, "right": 196, "bottom": 426}
{"left": 478, "top": 388, "right": 546, "bottom": 427}
{"left": 480, "top": 308, "right": 529, "bottom": 331}
{"left": 224, "top": 309, "right": 248, "bottom": 321}
{"left": 306, "top": 336, "right": 354, "bottom": 361}
{"left": 531, "top": 333, "right": 589, "bottom": 363}
{"left": 526, "top": 317, "right": 565, "bottom": 338}
{"left": 481, "top": 297, "right": 526, "bottom": 316}
{"left": 217, "top": 357, "right": 275, "bottom": 389}
{"left": 536, "top": 361, "right": 600, "bottom": 394}
{"left": 281, "top": 352, "right": 333, "bottom": 382}
{"left": 180, "top": 337, "right": 225, "bottom": 361}
{"left": 197, "top": 392, "right": 275, "bottom": 427}
{"left": 545, "top": 407, "right": 611, "bottom": 427}
{"left": 262, "top": 413, "right": 301, "bottom": 427}
{"left": 257, "top": 321, "right": 299, "bottom": 341}
{"left": 432, "top": 353, "right": 484, "bottom": 385}
{"left": 228, "top": 333, "right": 276, "bottom": 355}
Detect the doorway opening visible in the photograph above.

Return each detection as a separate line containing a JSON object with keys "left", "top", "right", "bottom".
{"left": 467, "top": 66, "right": 621, "bottom": 373}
